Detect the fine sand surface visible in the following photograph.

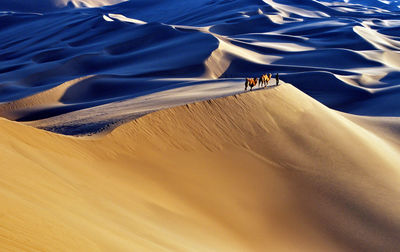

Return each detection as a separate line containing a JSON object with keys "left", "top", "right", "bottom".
{"left": 1, "top": 1, "right": 400, "bottom": 251}
{"left": 1, "top": 85, "right": 400, "bottom": 251}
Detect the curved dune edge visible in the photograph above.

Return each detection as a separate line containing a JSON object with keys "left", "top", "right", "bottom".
{"left": 2, "top": 0, "right": 400, "bottom": 127}
{"left": 0, "top": 0, "right": 127, "bottom": 12}
{"left": 0, "top": 76, "right": 94, "bottom": 120}
{"left": 1, "top": 84, "right": 400, "bottom": 251}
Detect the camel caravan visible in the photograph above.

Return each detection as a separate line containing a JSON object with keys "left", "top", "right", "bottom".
{"left": 245, "top": 73, "right": 279, "bottom": 91}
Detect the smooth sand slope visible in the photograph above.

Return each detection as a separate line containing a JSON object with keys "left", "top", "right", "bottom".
{"left": 1, "top": 85, "right": 400, "bottom": 251}
{"left": 0, "top": 77, "right": 275, "bottom": 135}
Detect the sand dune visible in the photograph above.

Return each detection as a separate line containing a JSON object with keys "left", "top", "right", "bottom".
{"left": 1, "top": 1, "right": 400, "bottom": 250}
{"left": 0, "top": 0, "right": 127, "bottom": 12}
{"left": 1, "top": 0, "right": 400, "bottom": 133}
{"left": 1, "top": 85, "right": 399, "bottom": 251}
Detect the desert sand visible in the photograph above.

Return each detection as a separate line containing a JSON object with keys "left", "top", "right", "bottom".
{"left": 1, "top": 0, "right": 400, "bottom": 251}
{"left": 1, "top": 85, "right": 400, "bottom": 251}
{"left": 1, "top": 0, "right": 400, "bottom": 135}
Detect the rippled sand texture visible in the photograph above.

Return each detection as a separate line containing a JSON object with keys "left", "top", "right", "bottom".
{"left": 1, "top": 85, "right": 400, "bottom": 251}
{"left": 1, "top": 1, "right": 400, "bottom": 251}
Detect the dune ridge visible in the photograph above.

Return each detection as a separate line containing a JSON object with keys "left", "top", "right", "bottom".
{"left": 0, "top": 0, "right": 128, "bottom": 12}
{"left": 1, "top": 0, "right": 400, "bottom": 134}
{"left": 1, "top": 85, "right": 400, "bottom": 251}
{"left": 1, "top": 1, "right": 400, "bottom": 251}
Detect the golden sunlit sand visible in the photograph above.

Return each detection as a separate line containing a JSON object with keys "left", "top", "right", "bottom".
{"left": 1, "top": 84, "right": 399, "bottom": 251}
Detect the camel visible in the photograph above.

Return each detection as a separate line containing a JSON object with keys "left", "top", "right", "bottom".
{"left": 259, "top": 73, "right": 272, "bottom": 87}
{"left": 245, "top": 77, "right": 258, "bottom": 91}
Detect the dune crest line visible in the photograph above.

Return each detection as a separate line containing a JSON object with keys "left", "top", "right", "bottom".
{"left": 1, "top": 0, "right": 400, "bottom": 134}
{"left": 1, "top": 85, "right": 400, "bottom": 251}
